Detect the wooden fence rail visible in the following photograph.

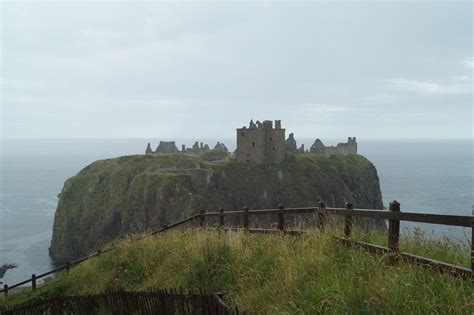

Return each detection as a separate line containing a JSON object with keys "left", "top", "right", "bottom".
{"left": 0, "top": 288, "right": 239, "bottom": 315}
{"left": 2, "top": 200, "right": 473, "bottom": 297}
{"left": 203, "top": 206, "right": 472, "bottom": 227}
{"left": 202, "top": 201, "right": 473, "bottom": 278}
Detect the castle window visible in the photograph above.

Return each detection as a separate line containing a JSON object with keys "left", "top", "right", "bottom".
{"left": 272, "top": 146, "right": 275, "bottom": 151}
{"left": 270, "top": 137, "right": 273, "bottom": 141}
{"left": 241, "top": 132, "right": 245, "bottom": 137}
{"left": 252, "top": 141, "right": 255, "bottom": 147}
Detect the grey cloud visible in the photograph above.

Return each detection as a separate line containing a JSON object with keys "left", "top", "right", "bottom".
{"left": 1, "top": 2, "right": 472, "bottom": 139}
{"left": 385, "top": 78, "right": 472, "bottom": 95}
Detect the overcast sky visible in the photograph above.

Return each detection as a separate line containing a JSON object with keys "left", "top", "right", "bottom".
{"left": 1, "top": 1, "right": 472, "bottom": 140}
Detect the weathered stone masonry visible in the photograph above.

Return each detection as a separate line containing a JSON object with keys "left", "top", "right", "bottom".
{"left": 235, "top": 120, "right": 286, "bottom": 164}
{"left": 146, "top": 140, "right": 230, "bottom": 162}
{"left": 310, "top": 137, "right": 357, "bottom": 157}
{"left": 234, "top": 119, "right": 357, "bottom": 164}
{"left": 145, "top": 119, "right": 357, "bottom": 164}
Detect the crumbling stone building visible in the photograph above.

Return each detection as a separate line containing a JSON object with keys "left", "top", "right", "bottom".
{"left": 146, "top": 139, "right": 229, "bottom": 161}
{"left": 235, "top": 119, "right": 357, "bottom": 164}
{"left": 310, "top": 137, "right": 357, "bottom": 156}
{"left": 181, "top": 141, "right": 211, "bottom": 154}
{"left": 146, "top": 141, "right": 179, "bottom": 154}
{"left": 145, "top": 119, "right": 357, "bottom": 164}
{"left": 235, "top": 120, "right": 286, "bottom": 164}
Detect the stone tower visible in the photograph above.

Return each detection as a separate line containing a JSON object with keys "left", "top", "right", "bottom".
{"left": 347, "top": 137, "right": 357, "bottom": 154}
{"left": 235, "top": 120, "right": 286, "bottom": 164}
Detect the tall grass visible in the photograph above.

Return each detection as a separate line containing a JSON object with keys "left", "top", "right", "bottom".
{"left": 1, "top": 228, "right": 473, "bottom": 313}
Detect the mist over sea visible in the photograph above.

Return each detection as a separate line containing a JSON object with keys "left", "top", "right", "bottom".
{"left": 1, "top": 139, "right": 472, "bottom": 285}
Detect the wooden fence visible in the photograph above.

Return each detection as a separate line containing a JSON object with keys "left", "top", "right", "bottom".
{"left": 0, "top": 288, "right": 238, "bottom": 315}
{"left": 1, "top": 200, "right": 473, "bottom": 298}
{"left": 200, "top": 201, "right": 473, "bottom": 278}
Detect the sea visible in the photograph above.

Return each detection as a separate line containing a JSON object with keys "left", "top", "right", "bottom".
{"left": 0, "top": 139, "right": 472, "bottom": 285}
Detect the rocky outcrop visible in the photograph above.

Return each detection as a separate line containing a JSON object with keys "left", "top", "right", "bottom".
{"left": 0, "top": 264, "right": 17, "bottom": 280}
{"left": 49, "top": 153, "right": 384, "bottom": 265}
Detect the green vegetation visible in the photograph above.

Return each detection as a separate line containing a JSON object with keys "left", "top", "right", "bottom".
{"left": 4, "top": 228, "right": 473, "bottom": 313}
{"left": 50, "top": 153, "right": 385, "bottom": 265}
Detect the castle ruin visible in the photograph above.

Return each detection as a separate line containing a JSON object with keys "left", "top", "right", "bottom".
{"left": 309, "top": 137, "right": 357, "bottom": 157}
{"left": 147, "top": 141, "right": 180, "bottom": 154}
{"left": 235, "top": 120, "right": 286, "bottom": 164}
{"left": 145, "top": 140, "right": 229, "bottom": 161}
{"left": 145, "top": 119, "right": 357, "bottom": 164}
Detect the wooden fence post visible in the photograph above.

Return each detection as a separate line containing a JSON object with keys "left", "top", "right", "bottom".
{"left": 3, "top": 284, "right": 8, "bottom": 297}
{"left": 32, "top": 273, "right": 37, "bottom": 291}
{"left": 388, "top": 200, "right": 401, "bottom": 252}
{"left": 317, "top": 201, "right": 326, "bottom": 232}
{"left": 243, "top": 207, "right": 249, "bottom": 230}
{"left": 219, "top": 208, "right": 224, "bottom": 228}
{"left": 278, "top": 204, "right": 285, "bottom": 232}
{"left": 199, "top": 209, "right": 206, "bottom": 228}
{"left": 344, "top": 202, "right": 353, "bottom": 238}
{"left": 471, "top": 219, "right": 473, "bottom": 273}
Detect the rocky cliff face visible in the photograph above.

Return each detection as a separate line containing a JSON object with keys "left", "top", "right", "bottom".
{"left": 49, "top": 153, "right": 384, "bottom": 264}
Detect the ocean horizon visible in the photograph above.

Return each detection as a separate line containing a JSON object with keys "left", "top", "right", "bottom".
{"left": 1, "top": 138, "right": 472, "bottom": 285}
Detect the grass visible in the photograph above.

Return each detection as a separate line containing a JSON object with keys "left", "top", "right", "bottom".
{"left": 51, "top": 152, "right": 384, "bottom": 264}
{"left": 1, "top": 227, "right": 473, "bottom": 313}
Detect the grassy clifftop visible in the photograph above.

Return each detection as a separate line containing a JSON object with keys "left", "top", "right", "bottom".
{"left": 50, "top": 153, "right": 384, "bottom": 264}
{"left": 5, "top": 229, "right": 473, "bottom": 313}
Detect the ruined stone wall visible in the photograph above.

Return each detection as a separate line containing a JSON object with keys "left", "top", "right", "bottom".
{"left": 236, "top": 128, "right": 266, "bottom": 164}
{"left": 145, "top": 120, "right": 355, "bottom": 164}
{"left": 146, "top": 140, "right": 227, "bottom": 158}
{"left": 310, "top": 137, "right": 357, "bottom": 156}
{"left": 156, "top": 141, "right": 179, "bottom": 154}
{"left": 265, "top": 128, "right": 286, "bottom": 164}
{"left": 236, "top": 127, "right": 285, "bottom": 164}
{"left": 236, "top": 128, "right": 285, "bottom": 164}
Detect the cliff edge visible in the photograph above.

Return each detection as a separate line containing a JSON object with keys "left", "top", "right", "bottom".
{"left": 49, "top": 153, "right": 384, "bottom": 264}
